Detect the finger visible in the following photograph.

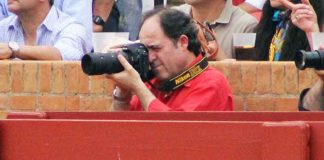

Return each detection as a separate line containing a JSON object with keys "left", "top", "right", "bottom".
{"left": 295, "top": 14, "right": 313, "bottom": 20}
{"left": 117, "top": 54, "right": 133, "bottom": 70}
{"left": 319, "top": 44, "right": 324, "bottom": 51}
{"left": 301, "top": 0, "right": 311, "bottom": 6}
{"left": 294, "top": 8, "right": 313, "bottom": 15}
{"left": 110, "top": 43, "right": 125, "bottom": 49}
{"left": 278, "top": 0, "right": 295, "bottom": 10}
{"left": 314, "top": 70, "right": 324, "bottom": 81}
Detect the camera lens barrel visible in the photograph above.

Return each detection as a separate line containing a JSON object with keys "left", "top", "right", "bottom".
{"left": 295, "top": 50, "right": 324, "bottom": 70}
{"left": 81, "top": 51, "right": 128, "bottom": 75}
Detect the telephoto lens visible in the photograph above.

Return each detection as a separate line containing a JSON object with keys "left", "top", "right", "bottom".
{"left": 295, "top": 50, "right": 324, "bottom": 70}
{"left": 81, "top": 51, "right": 128, "bottom": 75}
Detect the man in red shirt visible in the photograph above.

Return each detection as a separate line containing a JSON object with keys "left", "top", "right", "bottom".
{"left": 107, "top": 8, "right": 233, "bottom": 111}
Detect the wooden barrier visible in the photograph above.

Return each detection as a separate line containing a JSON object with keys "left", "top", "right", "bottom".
{"left": 0, "top": 119, "right": 315, "bottom": 160}
{"left": 3, "top": 112, "right": 324, "bottom": 160}
{"left": 7, "top": 111, "right": 324, "bottom": 121}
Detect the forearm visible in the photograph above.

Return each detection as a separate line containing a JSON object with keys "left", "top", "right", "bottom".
{"left": 133, "top": 82, "right": 156, "bottom": 111}
{"left": 303, "top": 80, "right": 324, "bottom": 111}
{"left": 305, "top": 26, "right": 320, "bottom": 51}
{"left": 93, "top": 0, "right": 115, "bottom": 21}
{"left": 16, "top": 46, "right": 62, "bottom": 60}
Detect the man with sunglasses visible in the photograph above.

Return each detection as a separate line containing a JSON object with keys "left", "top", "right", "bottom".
{"left": 107, "top": 8, "right": 233, "bottom": 111}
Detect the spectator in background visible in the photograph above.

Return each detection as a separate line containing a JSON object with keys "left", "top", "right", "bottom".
{"left": 254, "top": 0, "right": 323, "bottom": 61}
{"left": 0, "top": 0, "right": 89, "bottom": 60}
{"left": 93, "top": 0, "right": 166, "bottom": 41}
{"left": 108, "top": 8, "right": 233, "bottom": 111}
{"left": 175, "top": 0, "right": 258, "bottom": 59}
{"left": 0, "top": 0, "right": 93, "bottom": 48}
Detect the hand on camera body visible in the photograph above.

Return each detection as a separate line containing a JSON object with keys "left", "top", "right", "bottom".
{"left": 105, "top": 54, "right": 144, "bottom": 93}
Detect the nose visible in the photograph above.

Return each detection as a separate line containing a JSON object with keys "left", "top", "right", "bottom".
{"left": 148, "top": 50, "right": 157, "bottom": 62}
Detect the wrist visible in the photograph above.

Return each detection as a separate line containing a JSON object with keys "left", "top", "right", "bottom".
{"left": 113, "top": 87, "right": 131, "bottom": 102}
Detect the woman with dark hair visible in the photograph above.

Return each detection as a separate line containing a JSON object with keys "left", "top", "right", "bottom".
{"left": 255, "top": 0, "right": 323, "bottom": 61}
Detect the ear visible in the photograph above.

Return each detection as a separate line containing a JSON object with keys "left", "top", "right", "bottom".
{"left": 177, "top": 35, "right": 189, "bottom": 50}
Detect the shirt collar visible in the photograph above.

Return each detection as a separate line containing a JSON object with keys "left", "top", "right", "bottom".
{"left": 8, "top": 15, "right": 20, "bottom": 30}
{"left": 183, "top": 54, "right": 203, "bottom": 87}
{"left": 40, "top": 6, "right": 57, "bottom": 31}
{"left": 8, "top": 7, "right": 57, "bottom": 31}
{"left": 150, "top": 54, "right": 205, "bottom": 89}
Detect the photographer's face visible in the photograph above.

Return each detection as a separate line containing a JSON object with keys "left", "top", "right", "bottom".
{"left": 139, "top": 16, "right": 192, "bottom": 82}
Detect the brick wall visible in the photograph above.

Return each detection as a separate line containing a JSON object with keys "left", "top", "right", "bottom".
{"left": 0, "top": 61, "right": 317, "bottom": 112}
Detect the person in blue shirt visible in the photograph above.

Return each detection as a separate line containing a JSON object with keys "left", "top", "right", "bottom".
{"left": 0, "top": 0, "right": 92, "bottom": 48}
{"left": 0, "top": 0, "right": 90, "bottom": 60}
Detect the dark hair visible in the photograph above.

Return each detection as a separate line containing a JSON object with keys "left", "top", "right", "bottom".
{"left": 49, "top": 0, "right": 54, "bottom": 6}
{"left": 141, "top": 7, "right": 201, "bottom": 56}
{"left": 255, "top": 0, "right": 322, "bottom": 61}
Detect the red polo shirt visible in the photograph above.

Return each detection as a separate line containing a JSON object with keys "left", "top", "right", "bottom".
{"left": 130, "top": 55, "right": 233, "bottom": 111}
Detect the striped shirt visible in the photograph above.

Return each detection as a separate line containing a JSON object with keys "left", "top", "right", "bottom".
{"left": 0, "top": 6, "right": 91, "bottom": 60}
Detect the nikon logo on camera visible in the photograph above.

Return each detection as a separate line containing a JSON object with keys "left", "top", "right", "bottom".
{"left": 175, "top": 65, "right": 203, "bottom": 85}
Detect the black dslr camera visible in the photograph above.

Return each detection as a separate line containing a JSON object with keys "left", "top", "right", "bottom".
{"left": 295, "top": 50, "right": 324, "bottom": 70}
{"left": 81, "top": 43, "right": 152, "bottom": 81}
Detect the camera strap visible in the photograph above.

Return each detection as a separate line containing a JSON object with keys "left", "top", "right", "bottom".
{"left": 158, "top": 56, "right": 208, "bottom": 92}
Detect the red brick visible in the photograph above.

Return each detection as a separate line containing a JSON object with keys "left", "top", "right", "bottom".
{"left": 256, "top": 62, "right": 271, "bottom": 94}
{"left": 245, "top": 96, "right": 274, "bottom": 111}
{"left": 78, "top": 67, "right": 90, "bottom": 94}
{"left": 271, "top": 63, "right": 285, "bottom": 94}
{"left": 9, "top": 95, "right": 36, "bottom": 110}
{"left": 38, "top": 62, "right": 52, "bottom": 93}
{"left": 23, "top": 62, "right": 38, "bottom": 93}
{"left": 227, "top": 62, "right": 242, "bottom": 94}
{"left": 104, "top": 79, "right": 115, "bottom": 96}
{"left": 65, "top": 62, "right": 79, "bottom": 93}
{"left": 285, "top": 63, "right": 298, "bottom": 94}
{"left": 233, "top": 96, "right": 245, "bottom": 111}
{"left": 65, "top": 96, "right": 80, "bottom": 111}
{"left": 90, "top": 76, "right": 105, "bottom": 94}
{"left": 298, "top": 69, "right": 314, "bottom": 93}
{"left": 52, "top": 62, "right": 65, "bottom": 94}
{"left": 0, "top": 95, "right": 9, "bottom": 109}
{"left": 0, "top": 62, "right": 10, "bottom": 93}
{"left": 11, "top": 62, "right": 24, "bottom": 93}
{"left": 38, "top": 95, "right": 66, "bottom": 111}
{"left": 80, "top": 96, "right": 111, "bottom": 111}
{"left": 241, "top": 62, "right": 257, "bottom": 94}
{"left": 273, "top": 97, "right": 298, "bottom": 111}
{"left": 210, "top": 61, "right": 229, "bottom": 78}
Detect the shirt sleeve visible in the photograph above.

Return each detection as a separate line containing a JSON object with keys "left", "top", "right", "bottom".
{"left": 59, "top": 0, "right": 93, "bottom": 45}
{"left": 54, "top": 23, "right": 90, "bottom": 60}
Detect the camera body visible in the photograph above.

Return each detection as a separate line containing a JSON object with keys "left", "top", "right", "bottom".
{"left": 81, "top": 43, "right": 152, "bottom": 81}
{"left": 295, "top": 50, "right": 324, "bottom": 70}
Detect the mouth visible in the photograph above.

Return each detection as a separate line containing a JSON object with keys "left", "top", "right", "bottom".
{"left": 150, "top": 62, "right": 162, "bottom": 71}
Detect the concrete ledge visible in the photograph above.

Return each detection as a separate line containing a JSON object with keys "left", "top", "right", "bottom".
{"left": 0, "top": 61, "right": 317, "bottom": 111}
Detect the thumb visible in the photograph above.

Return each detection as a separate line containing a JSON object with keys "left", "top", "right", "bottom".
{"left": 301, "top": 0, "right": 311, "bottom": 5}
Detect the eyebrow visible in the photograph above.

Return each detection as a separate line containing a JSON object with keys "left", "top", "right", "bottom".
{"left": 146, "top": 43, "right": 161, "bottom": 49}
